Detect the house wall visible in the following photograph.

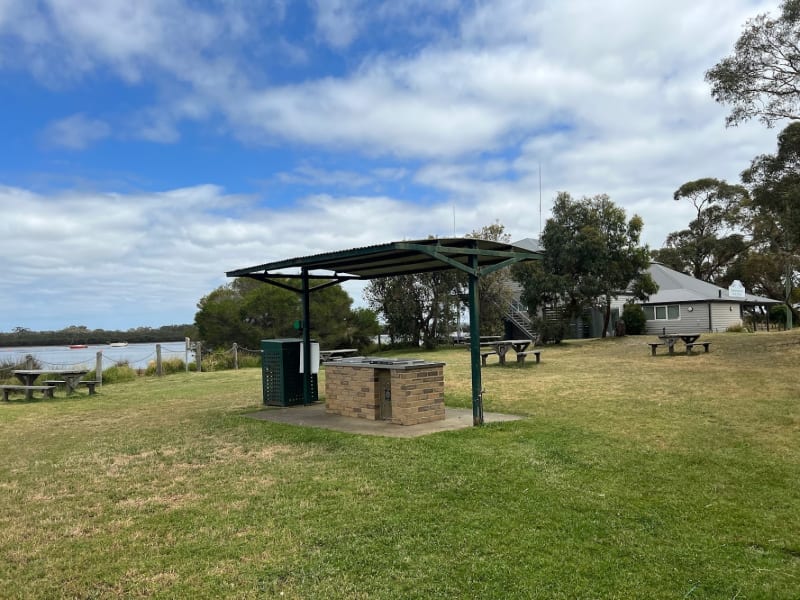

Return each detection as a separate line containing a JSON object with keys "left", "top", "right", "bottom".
{"left": 709, "top": 302, "right": 743, "bottom": 332}
{"left": 642, "top": 301, "right": 744, "bottom": 334}
{"left": 644, "top": 303, "right": 709, "bottom": 335}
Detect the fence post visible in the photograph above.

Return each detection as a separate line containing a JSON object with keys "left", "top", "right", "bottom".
{"left": 96, "top": 352, "right": 103, "bottom": 386}
{"left": 185, "top": 337, "right": 190, "bottom": 373}
{"left": 233, "top": 343, "right": 238, "bottom": 370}
{"left": 25, "top": 354, "right": 34, "bottom": 369}
{"left": 156, "top": 344, "right": 163, "bottom": 377}
{"left": 196, "top": 341, "right": 202, "bottom": 373}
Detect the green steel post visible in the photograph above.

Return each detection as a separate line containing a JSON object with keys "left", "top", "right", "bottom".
{"left": 468, "top": 251, "right": 483, "bottom": 425}
{"left": 786, "top": 262, "right": 794, "bottom": 331}
{"left": 301, "top": 268, "right": 312, "bottom": 405}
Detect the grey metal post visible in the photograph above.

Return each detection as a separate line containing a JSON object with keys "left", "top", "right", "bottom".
{"left": 96, "top": 352, "right": 103, "bottom": 386}
{"left": 185, "top": 337, "right": 190, "bottom": 372}
{"left": 232, "top": 343, "right": 238, "bottom": 370}
{"left": 156, "top": 344, "right": 162, "bottom": 376}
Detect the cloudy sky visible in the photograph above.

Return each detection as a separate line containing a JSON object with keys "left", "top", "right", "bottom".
{"left": 0, "top": 0, "right": 785, "bottom": 332}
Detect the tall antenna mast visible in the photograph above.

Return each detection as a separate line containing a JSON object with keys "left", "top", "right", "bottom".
{"left": 538, "top": 161, "right": 543, "bottom": 237}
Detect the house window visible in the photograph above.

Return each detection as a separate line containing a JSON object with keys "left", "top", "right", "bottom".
{"left": 644, "top": 305, "right": 680, "bottom": 320}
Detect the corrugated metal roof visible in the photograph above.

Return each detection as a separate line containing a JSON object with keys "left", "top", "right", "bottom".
{"left": 645, "top": 263, "right": 780, "bottom": 305}
{"left": 512, "top": 237, "right": 543, "bottom": 252}
{"left": 227, "top": 237, "right": 542, "bottom": 280}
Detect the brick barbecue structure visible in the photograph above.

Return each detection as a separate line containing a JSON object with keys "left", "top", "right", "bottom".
{"left": 323, "top": 358, "right": 446, "bottom": 426}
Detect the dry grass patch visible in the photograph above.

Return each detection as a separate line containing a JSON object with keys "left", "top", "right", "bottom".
{"left": 0, "top": 333, "right": 798, "bottom": 598}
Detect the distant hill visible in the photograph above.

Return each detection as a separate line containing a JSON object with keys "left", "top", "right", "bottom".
{"left": 0, "top": 324, "right": 197, "bottom": 348}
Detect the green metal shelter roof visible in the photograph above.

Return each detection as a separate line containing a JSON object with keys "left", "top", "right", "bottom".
{"left": 226, "top": 237, "right": 542, "bottom": 426}
{"left": 226, "top": 237, "right": 541, "bottom": 282}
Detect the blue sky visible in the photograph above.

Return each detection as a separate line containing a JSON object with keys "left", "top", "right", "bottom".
{"left": 0, "top": 0, "right": 784, "bottom": 332}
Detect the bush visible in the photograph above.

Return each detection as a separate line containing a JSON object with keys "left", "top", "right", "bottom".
{"left": 95, "top": 364, "right": 137, "bottom": 384}
{"left": 769, "top": 304, "right": 795, "bottom": 329}
{"left": 239, "top": 354, "right": 262, "bottom": 369}
{"left": 621, "top": 304, "right": 647, "bottom": 335}
{"left": 533, "top": 318, "right": 565, "bottom": 344}
{"left": 144, "top": 358, "right": 187, "bottom": 376}
{"left": 201, "top": 349, "right": 235, "bottom": 372}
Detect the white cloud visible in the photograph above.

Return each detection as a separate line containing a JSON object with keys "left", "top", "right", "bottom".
{"left": 312, "top": 0, "right": 361, "bottom": 49}
{"left": 2, "top": 0, "right": 783, "bottom": 159}
{"left": 0, "top": 183, "right": 471, "bottom": 330}
{"left": 42, "top": 113, "right": 111, "bottom": 149}
{"left": 0, "top": 0, "right": 791, "bottom": 329}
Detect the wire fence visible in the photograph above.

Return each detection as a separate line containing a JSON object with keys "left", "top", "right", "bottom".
{"left": 0, "top": 341, "right": 266, "bottom": 380}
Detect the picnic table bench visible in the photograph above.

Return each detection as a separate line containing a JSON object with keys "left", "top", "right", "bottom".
{"left": 515, "top": 350, "right": 541, "bottom": 364}
{"left": 650, "top": 335, "right": 711, "bottom": 356}
{"left": 79, "top": 380, "right": 99, "bottom": 394}
{"left": 480, "top": 350, "right": 498, "bottom": 366}
{"left": 1, "top": 385, "right": 55, "bottom": 401}
{"left": 44, "top": 379, "right": 99, "bottom": 394}
{"left": 685, "top": 342, "right": 712, "bottom": 355}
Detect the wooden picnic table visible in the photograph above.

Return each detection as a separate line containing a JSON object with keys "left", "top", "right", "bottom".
{"left": 480, "top": 339, "right": 533, "bottom": 365}
{"left": 453, "top": 335, "right": 501, "bottom": 345}
{"left": 319, "top": 349, "right": 358, "bottom": 362}
{"left": 652, "top": 333, "right": 709, "bottom": 356}
{"left": 13, "top": 369, "right": 89, "bottom": 398}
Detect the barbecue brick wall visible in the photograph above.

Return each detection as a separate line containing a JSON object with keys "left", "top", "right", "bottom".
{"left": 324, "top": 364, "right": 445, "bottom": 426}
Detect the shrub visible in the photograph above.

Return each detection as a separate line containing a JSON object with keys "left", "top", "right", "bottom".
{"left": 533, "top": 317, "right": 565, "bottom": 344}
{"left": 201, "top": 349, "right": 235, "bottom": 372}
{"left": 621, "top": 304, "right": 647, "bottom": 335}
{"left": 144, "top": 358, "right": 187, "bottom": 376}
{"left": 239, "top": 354, "right": 262, "bottom": 369}
{"left": 95, "top": 364, "right": 137, "bottom": 384}
{"left": 769, "top": 304, "right": 794, "bottom": 329}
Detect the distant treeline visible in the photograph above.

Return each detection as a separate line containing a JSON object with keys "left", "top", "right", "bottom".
{"left": 0, "top": 324, "right": 198, "bottom": 348}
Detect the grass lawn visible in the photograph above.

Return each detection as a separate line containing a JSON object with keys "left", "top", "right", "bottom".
{"left": 1, "top": 331, "right": 799, "bottom": 599}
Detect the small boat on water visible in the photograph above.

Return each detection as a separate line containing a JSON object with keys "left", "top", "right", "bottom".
{"left": 69, "top": 344, "right": 89, "bottom": 349}
{"left": 109, "top": 342, "right": 128, "bottom": 347}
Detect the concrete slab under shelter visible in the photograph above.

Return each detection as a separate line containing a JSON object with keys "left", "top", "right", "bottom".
{"left": 244, "top": 403, "right": 523, "bottom": 438}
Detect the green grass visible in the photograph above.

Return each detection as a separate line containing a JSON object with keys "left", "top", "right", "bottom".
{"left": 1, "top": 332, "right": 799, "bottom": 598}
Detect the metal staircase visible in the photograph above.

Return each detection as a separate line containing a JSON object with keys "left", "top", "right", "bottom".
{"left": 506, "top": 299, "right": 538, "bottom": 341}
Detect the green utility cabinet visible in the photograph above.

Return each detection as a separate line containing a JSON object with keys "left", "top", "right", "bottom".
{"left": 260, "top": 338, "right": 318, "bottom": 406}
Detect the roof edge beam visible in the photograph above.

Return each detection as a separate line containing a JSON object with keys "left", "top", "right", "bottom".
{"left": 394, "top": 243, "right": 475, "bottom": 275}
{"left": 480, "top": 255, "right": 539, "bottom": 277}
{"left": 241, "top": 274, "right": 355, "bottom": 294}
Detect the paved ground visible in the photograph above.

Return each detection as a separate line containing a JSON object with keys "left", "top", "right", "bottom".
{"left": 244, "top": 403, "right": 523, "bottom": 438}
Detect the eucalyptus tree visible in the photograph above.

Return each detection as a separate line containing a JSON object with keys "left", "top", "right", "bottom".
{"left": 706, "top": 0, "right": 800, "bottom": 127}
{"left": 741, "top": 121, "right": 800, "bottom": 324}
{"left": 195, "top": 277, "right": 368, "bottom": 350}
{"left": 651, "top": 178, "right": 749, "bottom": 283}
{"left": 364, "top": 271, "right": 460, "bottom": 349}
{"left": 513, "top": 192, "right": 656, "bottom": 338}
{"left": 363, "top": 223, "right": 515, "bottom": 348}
{"left": 465, "top": 222, "right": 515, "bottom": 336}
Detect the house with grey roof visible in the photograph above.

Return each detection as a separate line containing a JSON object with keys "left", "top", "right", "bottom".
{"left": 506, "top": 238, "right": 781, "bottom": 338}
{"left": 633, "top": 262, "right": 780, "bottom": 335}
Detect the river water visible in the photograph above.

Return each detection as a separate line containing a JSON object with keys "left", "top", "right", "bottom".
{"left": 0, "top": 342, "right": 190, "bottom": 371}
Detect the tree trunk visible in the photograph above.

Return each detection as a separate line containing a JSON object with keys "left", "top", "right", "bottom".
{"left": 601, "top": 297, "right": 612, "bottom": 338}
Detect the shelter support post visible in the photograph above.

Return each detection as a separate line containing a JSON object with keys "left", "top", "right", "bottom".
{"left": 468, "top": 252, "right": 483, "bottom": 426}
{"left": 786, "top": 263, "right": 794, "bottom": 330}
{"left": 301, "top": 268, "right": 312, "bottom": 405}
